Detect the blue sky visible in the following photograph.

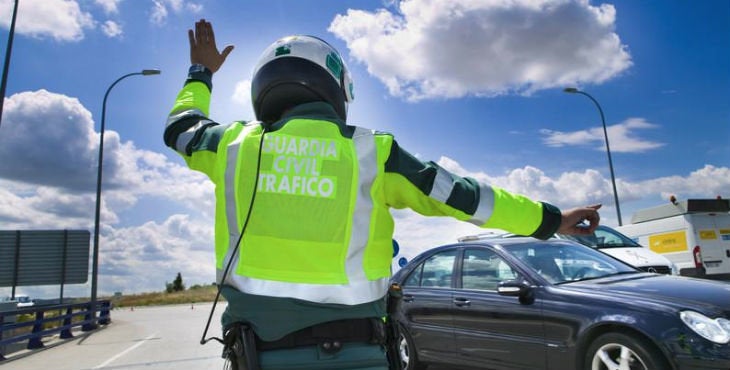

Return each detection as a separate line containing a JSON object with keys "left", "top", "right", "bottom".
{"left": 0, "top": 0, "right": 728, "bottom": 298}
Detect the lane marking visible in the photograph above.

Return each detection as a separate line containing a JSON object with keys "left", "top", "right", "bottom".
{"left": 93, "top": 332, "right": 158, "bottom": 369}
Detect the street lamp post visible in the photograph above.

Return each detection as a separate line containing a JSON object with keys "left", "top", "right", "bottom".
{"left": 0, "top": 0, "right": 20, "bottom": 130}
{"left": 88, "top": 70, "right": 160, "bottom": 329}
{"left": 564, "top": 87, "right": 623, "bottom": 226}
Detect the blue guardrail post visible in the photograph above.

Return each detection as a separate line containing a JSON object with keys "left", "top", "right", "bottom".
{"left": 27, "top": 311, "right": 44, "bottom": 349}
{"left": 60, "top": 306, "right": 74, "bottom": 339}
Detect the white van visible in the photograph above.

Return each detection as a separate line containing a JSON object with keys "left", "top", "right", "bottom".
{"left": 459, "top": 225, "right": 677, "bottom": 274}
{"left": 616, "top": 198, "right": 730, "bottom": 279}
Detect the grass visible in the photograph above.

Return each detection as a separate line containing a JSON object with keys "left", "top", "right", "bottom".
{"left": 109, "top": 284, "right": 225, "bottom": 308}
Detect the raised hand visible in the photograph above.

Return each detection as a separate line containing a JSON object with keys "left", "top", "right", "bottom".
{"left": 188, "top": 19, "right": 234, "bottom": 73}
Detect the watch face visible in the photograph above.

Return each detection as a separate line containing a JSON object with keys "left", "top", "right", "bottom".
{"left": 190, "top": 64, "right": 207, "bottom": 74}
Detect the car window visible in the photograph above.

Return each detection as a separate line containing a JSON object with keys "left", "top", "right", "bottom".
{"left": 461, "top": 248, "right": 519, "bottom": 291}
{"left": 404, "top": 250, "right": 457, "bottom": 288}
{"left": 512, "top": 243, "right": 629, "bottom": 284}
{"left": 594, "top": 227, "right": 640, "bottom": 247}
{"left": 404, "top": 264, "right": 423, "bottom": 287}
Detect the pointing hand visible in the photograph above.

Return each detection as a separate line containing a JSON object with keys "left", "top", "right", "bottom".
{"left": 558, "top": 204, "right": 602, "bottom": 235}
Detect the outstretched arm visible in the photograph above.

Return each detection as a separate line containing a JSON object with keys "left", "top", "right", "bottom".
{"left": 189, "top": 19, "right": 234, "bottom": 73}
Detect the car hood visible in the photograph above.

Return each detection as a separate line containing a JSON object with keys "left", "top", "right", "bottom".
{"left": 563, "top": 274, "right": 730, "bottom": 312}
{"left": 598, "top": 247, "right": 671, "bottom": 267}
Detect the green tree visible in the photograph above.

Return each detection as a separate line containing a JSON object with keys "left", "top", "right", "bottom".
{"left": 165, "top": 272, "right": 186, "bottom": 293}
{"left": 173, "top": 272, "right": 185, "bottom": 292}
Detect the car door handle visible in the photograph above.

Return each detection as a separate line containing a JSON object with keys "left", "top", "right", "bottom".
{"left": 453, "top": 297, "right": 470, "bottom": 307}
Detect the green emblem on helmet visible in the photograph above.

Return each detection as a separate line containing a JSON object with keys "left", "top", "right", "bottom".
{"left": 275, "top": 45, "right": 291, "bottom": 56}
{"left": 325, "top": 52, "right": 343, "bottom": 79}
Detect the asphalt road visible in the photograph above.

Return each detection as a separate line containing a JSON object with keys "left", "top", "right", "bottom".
{"left": 2, "top": 303, "right": 225, "bottom": 370}
{"left": 1, "top": 303, "right": 463, "bottom": 370}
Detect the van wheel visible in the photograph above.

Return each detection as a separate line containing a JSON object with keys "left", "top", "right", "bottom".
{"left": 398, "top": 325, "right": 426, "bottom": 370}
{"left": 585, "top": 332, "right": 668, "bottom": 370}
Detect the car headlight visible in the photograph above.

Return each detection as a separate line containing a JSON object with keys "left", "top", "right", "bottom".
{"left": 719, "top": 318, "right": 730, "bottom": 334}
{"left": 680, "top": 311, "right": 730, "bottom": 344}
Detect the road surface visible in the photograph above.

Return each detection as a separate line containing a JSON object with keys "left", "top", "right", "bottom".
{"left": 3, "top": 303, "right": 225, "bottom": 370}
{"left": 2, "top": 302, "right": 463, "bottom": 370}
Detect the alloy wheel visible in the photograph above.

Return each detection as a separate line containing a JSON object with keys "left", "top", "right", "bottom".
{"left": 398, "top": 332, "right": 411, "bottom": 369}
{"left": 591, "top": 342, "right": 648, "bottom": 370}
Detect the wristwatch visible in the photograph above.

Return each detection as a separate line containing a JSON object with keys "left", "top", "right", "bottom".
{"left": 189, "top": 63, "right": 211, "bottom": 75}
{"left": 187, "top": 63, "right": 213, "bottom": 90}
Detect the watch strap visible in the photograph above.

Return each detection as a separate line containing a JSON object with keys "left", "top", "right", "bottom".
{"left": 186, "top": 63, "right": 213, "bottom": 91}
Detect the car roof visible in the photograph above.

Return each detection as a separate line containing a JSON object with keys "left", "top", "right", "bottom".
{"left": 410, "top": 237, "right": 577, "bottom": 262}
{"left": 392, "top": 237, "right": 585, "bottom": 282}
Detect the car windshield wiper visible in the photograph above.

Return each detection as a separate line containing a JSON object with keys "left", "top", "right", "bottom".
{"left": 604, "top": 270, "right": 643, "bottom": 277}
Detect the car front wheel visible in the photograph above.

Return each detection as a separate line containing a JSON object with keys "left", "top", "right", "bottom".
{"left": 585, "top": 332, "right": 669, "bottom": 370}
{"left": 398, "top": 325, "right": 426, "bottom": 370}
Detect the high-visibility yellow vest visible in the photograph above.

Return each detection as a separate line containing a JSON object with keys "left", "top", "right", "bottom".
{"left": 211, "top": 118, "right": 395, "bottom": 304}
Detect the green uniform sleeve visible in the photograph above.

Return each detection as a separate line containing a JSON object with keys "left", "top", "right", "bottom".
{"left": 383, "top": 139, "right": 561, "bottom": 239}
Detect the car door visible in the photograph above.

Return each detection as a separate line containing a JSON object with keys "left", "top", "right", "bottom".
{"left": 399, "top": 249, "right": 458, "bottom": 361}
{"left": 451, "top": 247, "right": 546, "bottom": 369}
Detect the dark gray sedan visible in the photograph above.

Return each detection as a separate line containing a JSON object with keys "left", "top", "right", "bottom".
{"left": 389, "top": 238, "right": 730, "bottom": 370}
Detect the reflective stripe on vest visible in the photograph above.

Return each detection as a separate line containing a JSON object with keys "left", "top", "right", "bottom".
{"left": 217, "top": 123, "right": 261, "bottom": 283}
{"left": 217, "top": 124, "right": 389, "bottom": 305}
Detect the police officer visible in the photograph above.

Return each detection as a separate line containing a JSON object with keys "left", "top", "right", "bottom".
{"left": 165, "top": 19, "right": 601, "bottom": 370}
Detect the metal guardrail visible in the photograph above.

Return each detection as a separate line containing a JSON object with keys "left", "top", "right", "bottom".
{"left": 0, "top": 300, "right": 111, "bottom": 360}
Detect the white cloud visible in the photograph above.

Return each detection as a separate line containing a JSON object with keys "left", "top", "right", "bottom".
{"left": 186, "top": 2, "right": 203, "bottom": 13}
{"left": 0, "top": 89, "right": 215, "bottom": 226}
{"left": 329, "top": 0, "right": 632, "bottom": 101}
{"left": 150, "top": 0, "right": 202, "bottom": 26}
{"left": 101, "top": 20, "right": 123, "bottom": 38}
{"left": 94, "top": 0, "right": 121, "bottom": 14}
{"left": 0, "top": 0, "right": 95, "bottom": 42}
{"left": 150, "top": 1, "right": 168, "bottom": 25}
{"left": 232, "top": 79, "right": 252, "bottom": 106}
{"left": 0, "top": 90, "right": 99, "bottom": 190}
{"left": 541, "top": 117, "right": 665, "bottom": 153}
{"left": 98, "top": 214, "right": 216, "bottom": 294}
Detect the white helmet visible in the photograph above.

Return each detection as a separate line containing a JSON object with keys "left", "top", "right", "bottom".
{"left": 251, "top": 35, "right": 354, "bottom": 123}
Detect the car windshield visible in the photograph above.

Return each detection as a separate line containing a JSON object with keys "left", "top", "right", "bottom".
{"left": 18, "top": 296, "right": 30, "bottom": 303}
{"left": 504, "top": 241, "right": 639, "bottom": 284}
{"left": 559, "top": 225, "right": 642, "bottom": 249}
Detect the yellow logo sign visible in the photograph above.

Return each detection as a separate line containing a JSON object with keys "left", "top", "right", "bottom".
{"left": 698, "top": 230, "right": 718, "bottom": 240}
{"left": 649, "top": 231, "right": 687, "bottom": 253}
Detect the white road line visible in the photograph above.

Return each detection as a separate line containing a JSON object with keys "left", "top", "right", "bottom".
{"left": 93, "top": 332, "right": 158, "bottom": 369}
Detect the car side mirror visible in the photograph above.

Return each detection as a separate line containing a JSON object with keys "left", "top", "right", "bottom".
{"left": 497, "top": 279, "right": 531, "bottom": 297}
